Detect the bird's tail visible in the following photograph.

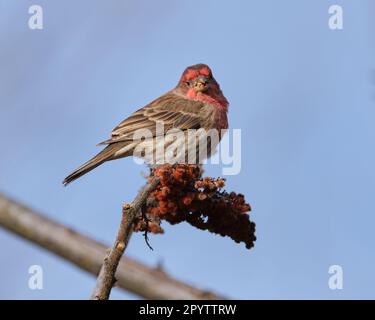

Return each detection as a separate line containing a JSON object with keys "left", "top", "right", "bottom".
{"left": 63, "top": 144, "right": 120, "bottom": 186}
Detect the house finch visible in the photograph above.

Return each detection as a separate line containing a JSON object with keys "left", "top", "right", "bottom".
{"left": 63, "top": 64, "right": 229, "bottom": 186}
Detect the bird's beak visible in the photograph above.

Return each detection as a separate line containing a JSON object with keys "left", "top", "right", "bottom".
{"left": 193, "top": 76, "right": 209, "bottom": 92}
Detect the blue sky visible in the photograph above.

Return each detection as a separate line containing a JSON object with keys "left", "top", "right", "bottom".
{"left": 0, "top": 0, "right": 374, "bottom": 299}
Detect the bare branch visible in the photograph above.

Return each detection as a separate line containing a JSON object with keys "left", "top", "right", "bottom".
{"left": 0, "top": 192, "right": 225, "bottom": 300}
{"left": 91, "top": 177, "right": 159, "bottom": 300}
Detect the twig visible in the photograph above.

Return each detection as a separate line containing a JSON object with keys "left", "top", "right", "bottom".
{"left": 90, "top": 177, "right": 160, "bottom": 300}
{"left": 0, "top": 191, "right": 225, "bottom": 300}
{"left": 143, "top": 211, "right": 154, "bottom": 250}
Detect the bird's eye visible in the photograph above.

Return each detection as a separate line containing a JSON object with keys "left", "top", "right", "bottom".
{"left": 185, "top": 81, "right": 191, "bottom": 86}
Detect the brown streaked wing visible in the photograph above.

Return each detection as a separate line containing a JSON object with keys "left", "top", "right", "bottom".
{"left": 98, "top": 92, "right": 204, "bottom": 145}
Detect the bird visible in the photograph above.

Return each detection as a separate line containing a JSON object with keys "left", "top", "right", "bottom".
{"left": 63, "top": 64, "right": 229, "bottom": 186}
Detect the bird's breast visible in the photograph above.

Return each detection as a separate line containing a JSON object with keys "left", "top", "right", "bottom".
{"left": 201, "top": 103, "right": 228, "bottom": 133}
